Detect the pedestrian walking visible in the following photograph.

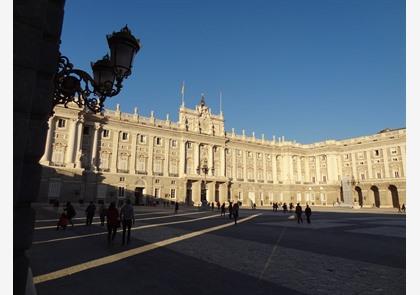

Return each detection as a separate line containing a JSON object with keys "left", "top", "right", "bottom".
{"left": 272, "top": 203, "right": 276, "bottom": 212}
{"left": 221, "top": 202, "right": 226, "bottom": 216}
{"left": 99, "top": 203, "right": 107, "bottom": 226}
{"left": 120, "top": 199, "right": 135, "bottom": 245}
{"left": 233, "top": 202, "right": 239, "bottom": 225}
{"left": 85, "top": 201, "right": 96, "bottom": 226}
{"left": 65, "top": 202, "right": 76, "bottom": 227}
{"left": 228, "top": 202, "right": 233, "bottom": 219}
{"left": 211, "top": 202, "right": 215, "bottom": 211}
{"left": 305, "top": 204, "right": 312, "bottom": 224}
{"left": 217, "top": 201, "right": 220, "bottom": 211}
{"left": 56, "top": 211, "right": 68, "bottom": 230}
{"left": 282, "top": 203, "right": 288, "bottom": 213}
{"left": 106, "top": 202, "right": 119, "bottom": 243}
{"left": 295, "top": 203, "right": 303, "bottom": 224}
{"left": 174, "top": 201, "right": 179, "bottom": 214}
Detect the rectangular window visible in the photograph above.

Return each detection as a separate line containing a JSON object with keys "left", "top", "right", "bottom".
{"left": 118, "top": 187, "right": 125, "bottom": 197}
{"left": 156, "top": 137, "right": 162, "bottom": 145}
{"left": 171, "top": 139, "right": 177, "bottom": 148}
{"left": 187, "top": 142, "right": 192, "bottom": 149}
{"left": 83, "top": 126, "right": 90, "bottom": 135}
{"left": 394, "top": 171, "right": 400, "bottom": 178}
{"left": 361, "top": 173, "right": 365, "bottom": 180}
{"left": 312, "top": 176, "right": 316, "bottom": 183}
{"left": 57, "top": 119, "right": 66, "bottom": 128}
{"left": 102, "top": 129, "right": 110, "bottom": 138}
{"left": 374, "top": 150, "right": 380, "bottom": 156}
{"left": 377, "top": 172, "right": 382, "bottom": 179}
{"left": 170, "top": 189, "right": 176, "bottom": 199}
{"left": 154, "top": 188, "right": 160, "bottom": 198}
{"left": 322, "top": 175, "right": 327, "bottom": 182}
{"left": 139, "top": 135, "right": 147, "bottom": 144}
{"left": 122, "top": 132, "right": 128, "bottom": 141}
{"left": 119, "top": 177, "right": 125, "bottom": 182}
{"left": 391, "top": 148, "right": 397, "bottom": 154}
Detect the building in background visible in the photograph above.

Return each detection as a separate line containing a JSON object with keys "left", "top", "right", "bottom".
{"left": 39, "top": 97, "right": 406, "bottom": 208}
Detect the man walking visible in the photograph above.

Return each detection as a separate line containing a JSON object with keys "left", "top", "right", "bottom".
{"left": 120, "top": 199, "right": 135, "bottom": 245}
{"left": 221, "top": 202, "right": 226, "bottom": 216}
{"left": 305, "top": 204, "right": 312, "bottom": 224}
{"left": 228, "top": 202, "right": 233, "bottom": 219}
{"left": 85, "top": 201, "right": 96, "bottom": 226}
{"left": 295, "top": 203, "right": 303, "bottom": 224}
{"left": 174, "top": 201, "right": 179, "bottom": 214}
{"left": 232, "top": 202, "right": 239, "bottom": 225}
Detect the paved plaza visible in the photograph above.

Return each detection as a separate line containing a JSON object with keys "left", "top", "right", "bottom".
{"left": 28, "top": 205, "right": 405, "bottom": 295}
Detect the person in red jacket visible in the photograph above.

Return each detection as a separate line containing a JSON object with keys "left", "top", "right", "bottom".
{"left": 106, "top": 202, "right": 120, "bottom": 243}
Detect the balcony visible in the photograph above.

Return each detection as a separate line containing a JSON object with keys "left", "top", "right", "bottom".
{"left": 98, "top": 168, "right": 110, "bottom": 172}
{"left": 237, "top": 178, "right": 244, "bottom": 182}
{"left": 135, "top": 170, "right": 147, "bottom": 175}
{"left": 267, "top": 180, "right": 273, "bottom": 184}
{"left": 169, "top": 173, "right": 179, "bottom": 177}
{"left": 50, "top": 162, "right": 65, "bottom": 167}
{"left": 117, "top": 169, "right": 129, "bottom": 174}
{"left": 257, "top": 180, "right": 264, "bottom": 183}
{"left": 153, "top": 172, "right": 163, "bottom": 176}
{"left": 248, "top": 179, "right": 255, "bottom": 182}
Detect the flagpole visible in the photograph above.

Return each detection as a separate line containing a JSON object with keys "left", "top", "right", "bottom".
{"left": 181, "top": 81, "right": 185, "bottom": 107}
{"left": 219, "top": 91, "right": 223, "bottom": 115}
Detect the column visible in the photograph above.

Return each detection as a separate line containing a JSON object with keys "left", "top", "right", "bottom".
{"left": 382, "top": 147, "right": 390, "bottom": 178}
{"left": 192, "top": 181, "right": 200, "bottom": 205}
{"left": 253, "top": 152, "right": 257, "bottom": 180}
{"left": 194, "top": 143, "right": 200, "bottom": 174}
{"left": 232, "top": 148, "right": 237, "bottom": 180}
{"left": 336, "top": 154, "right": 343, "bottom": 180}
{"left": 400, "top": 145, "right": 406, "bottom": 177}
{"left": 207, "top": 182, "right": 215, "bottom": 202}
{"left": 147, "top": 135, "right": 154, "bottom": 174}
{"left": 163, "top": 138, "right": 170, "bottom": 177}
{"left": 304, "top": 157, "right": 310, "bottom": 183}
{"left": 179, "top": 140, "right": 186, "bottom": 176}
{"left": 90, "top": 123, "right": 101, "bottom": 171}
{"left": 366, "top": 150, "right": 373, "bottom": 179}
{"left": 65, "top": 118, "right": 78, "bottom": 167}
{"left": 281, "top": 155, "right": 288, "bottom": 182}
{"left": 272, "top": 154, "right": 277, "bottom": 184}
{"left": 209, "top": 145, "right": 214, "bottom": 176}
{"left": 262, "top": 153, "right": 267, "bottom": 182}
{"left": 129, "top": 133, "right": 137, "bottom": 174}
{"left": 315, "top": 155, "right": 321, "bottom": 183}
{"left": 220, "top": 147, "right": 226, "bottom": 177}
{"left": 110, "top": 130, "right": 120, "bottom": 173}
{"left": 326, "top": 154, "right": 337, "bottom": 183}
{"left": 288, "top": 155, "right": 294, "bottom": 183}
{"left": 243, "top": 150, "right": 246, "bottom": 181}
{"left": 40, "top": 116, "right": 55, "bottom": 163}
{"left": 297, "top": 156, "right": 302, "bottom": 182}
{"left": 350, "top": 152, "right": 357, "bottom": 179}
{"left": 220, "top": 183, "right": 227, "bottom": 203}
{"left": 75, "top": 119, "right": 84, "bottom": 169}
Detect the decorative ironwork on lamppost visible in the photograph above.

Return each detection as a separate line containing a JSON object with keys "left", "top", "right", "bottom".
{"left": 197, "top": 159, "right": 214, "bottom": 208}
{"left": 52, "top": 25, "right": 141, "bottom": 113}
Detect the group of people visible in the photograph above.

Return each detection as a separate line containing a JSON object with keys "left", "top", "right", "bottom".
{"left": 56, "top": 199, "right": 136, "bottom": 245}
{"left": 218, "top": 201, "right": 240, "bottom": 224}
{"left": 294, "top": 203, "right": 312, "bottom": 224}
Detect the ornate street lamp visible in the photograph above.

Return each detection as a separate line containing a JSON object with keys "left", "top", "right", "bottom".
{"left": 197, "top": 159, "right": 214, "bottom": 207}
{"left": 53, "top": 25, "right": 141, "bottom": 113}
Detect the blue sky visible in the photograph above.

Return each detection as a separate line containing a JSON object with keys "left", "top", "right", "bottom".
{"left": 60, "top": 0, "right": 405, "bottom": 144}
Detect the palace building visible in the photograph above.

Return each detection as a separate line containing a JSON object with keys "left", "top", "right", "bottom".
{"left": 38, "top": 96, "right": 406, "bottom": 208}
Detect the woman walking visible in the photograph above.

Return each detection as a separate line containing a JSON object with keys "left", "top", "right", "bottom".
{"left": 106, "top": 202, "right": 119, "bottom": 243}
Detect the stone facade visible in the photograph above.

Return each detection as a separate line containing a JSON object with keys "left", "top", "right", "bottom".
{"left": 39, "top": 98, "right": 406, "bottom": 209}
